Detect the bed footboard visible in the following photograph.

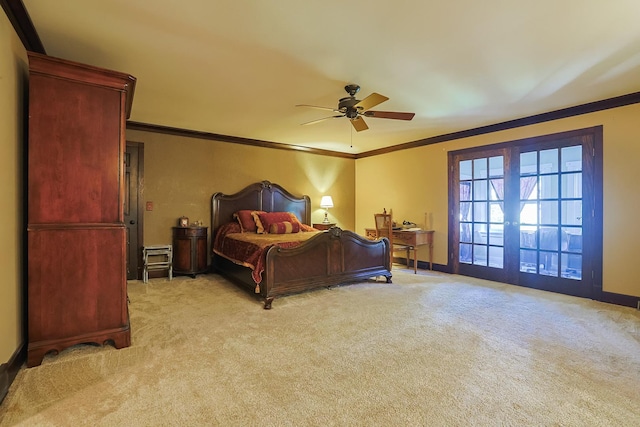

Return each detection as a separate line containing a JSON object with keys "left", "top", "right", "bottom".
{"left": 261, "top": 227, "right": 391, "bottom": 307}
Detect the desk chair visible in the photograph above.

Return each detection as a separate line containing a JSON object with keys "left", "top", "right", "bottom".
{"left": 374, "top": 213, "right": 417, "bottom": 274}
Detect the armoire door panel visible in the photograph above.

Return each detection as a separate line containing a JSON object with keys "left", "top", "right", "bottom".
{"left": 27, "top": 227, "right": 128, "bottom": 342}
{"left": 28, "top": 75, "right": 122, "bottom": 225}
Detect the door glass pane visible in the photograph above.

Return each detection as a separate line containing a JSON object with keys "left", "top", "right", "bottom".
{"left": 520, "top": 249, "right": 537, "bottom": 272}
{"left": 474, "top": 223, "right": 488, "bottom": 244}
{"left": 562, "top": 173, "right": 582, "bottom": 198}
{"left": 562, "top": 254, "right": 582, "bottom": 279}
{"left": 460, "top": 182, "right": 472, "bottom": 201}
{"left": 520, "top": 202, "right": 538, "bottom": 224}
{"left": 539, "top": 227, "right": 559, "bottom": 251}
{"left": 490, "top": 178, "right": 503, "bottom": 200}
{"left": 460, "top": 243, "right": 472, "bottom": 263}
{"left": 489, "top": 156, "right": 503, "bottom": 177}
{"left": 520, "top": 227, "right": 537, "bottom": 249}
{"left": 564, "top": 227, "right": 582, "bottom": 253}
{"left": 460, "top": 160, "right": 473, "bottom": 180}
{"left": 474, "top": 158, "right": 487, "bottom": 179}
{"left": 561, "top": 146, "right": 582, "bottom": 171}
{"left": 520, "top": 152, "right": 537, "bottom": 175}
{"left": 460, "top": 224, "right": 472, "bottom": 243}
{"left": 489, "top": 202, "right": 504, "bottom": 223}
{"left": 473, "top": 202, "right": 487, "bottom": 222}
{"left": 539, "top": 175, "right": 558, "bottom": 199}
{"left": 474, "top": 180, "right": 488, "bottom": 200}
{"left": 489, "top": 224, "right": 504, "bottom": 246}
{"left": 540, "top": 149, "right": 558, "bottom": 173}
{"left": 539, "top": 201, "right": 558, "bottom": 224}
{"left": 460, "top": 202, "right": 472, "bottom": 221}
{"left": 520, "top": 176, "right": 538, "bottom": 199}
{"left": 561, "top": 201, "right": 582, "bottom": 225}
{"left": 489, "top": 246, "right": 503, "bottom": 268}
{"left": 540, "top": 251, "right": 558, "bottom": 276}
{"left": 473, "top": 245, "right": 487, "bottom": 265}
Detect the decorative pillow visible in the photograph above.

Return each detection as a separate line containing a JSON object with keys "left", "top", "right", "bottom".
{"left": 233, "top": 210, "right": 264, "bottom": 233}
{"left": 257, "top": 211, "right": 297, "bottom": 234}
{"left": 251, "top": 211, "right": 266, "bottom": 234}
{"left": 286, "top": 212, "right": 316, "bottom": 232}
{"left": 268, "top": 221, "right": 300, "bottom": 234}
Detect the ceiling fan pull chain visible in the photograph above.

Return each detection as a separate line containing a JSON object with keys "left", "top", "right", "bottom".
{"left": 350, "top": 123, "right": 353, "bottom": 148}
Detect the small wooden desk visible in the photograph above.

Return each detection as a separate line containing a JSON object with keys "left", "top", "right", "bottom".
{"left": 365, "top": 228, "right": 434, "bottom": 271}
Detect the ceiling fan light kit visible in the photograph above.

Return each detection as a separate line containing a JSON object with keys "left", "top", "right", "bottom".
{"left": 296, "top": 84, "right": 415, "bottom": 132}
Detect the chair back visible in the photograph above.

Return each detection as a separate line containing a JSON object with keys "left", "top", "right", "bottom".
{"left": 374, "top": 213, "right": 393, "bottom": 241}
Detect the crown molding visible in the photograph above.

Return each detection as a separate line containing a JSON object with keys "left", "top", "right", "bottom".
{"left": 126, "top": 121, "right": 357, "bottom": 159}
{"left": 1, "top": 0, "right": 45, "bottom": 53}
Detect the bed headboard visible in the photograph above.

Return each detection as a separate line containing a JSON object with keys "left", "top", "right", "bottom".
{"left": 211, "top": 180, "right": 311, "bottom": 236}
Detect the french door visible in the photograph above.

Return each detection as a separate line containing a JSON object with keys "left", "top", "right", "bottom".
{"left": 448, "top": 127, "right": 602, "bottom": 299}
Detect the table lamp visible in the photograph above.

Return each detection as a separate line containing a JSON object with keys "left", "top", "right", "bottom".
{"left": 320, "top": 195, "right": 334, "bottom": 224}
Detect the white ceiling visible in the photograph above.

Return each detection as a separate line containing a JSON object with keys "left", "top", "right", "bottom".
{"left": 22, "top": 0, "right": 640, "bottom": 154}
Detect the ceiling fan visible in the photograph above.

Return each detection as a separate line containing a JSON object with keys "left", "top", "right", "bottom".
{"left": 296, "top": 84, "right": 415, "bottom": 132}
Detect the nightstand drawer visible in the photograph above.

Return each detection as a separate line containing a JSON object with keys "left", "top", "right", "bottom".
{"left": 174, "top": 226, "right": 207, "bottom": 237}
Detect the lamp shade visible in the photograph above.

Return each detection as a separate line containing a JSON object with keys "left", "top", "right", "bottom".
{"left": 320, "top": 196, "right": 334, "bottom": 209}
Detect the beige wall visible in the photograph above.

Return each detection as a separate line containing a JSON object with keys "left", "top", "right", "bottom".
{"left": 355, "top": 103, "right": 640, "bottom": 298}
{"left": 125, "top": 129, "right": 356, "bottom": 249}
{"left": 1, "top": 13, "right": 27, "bottom": 362}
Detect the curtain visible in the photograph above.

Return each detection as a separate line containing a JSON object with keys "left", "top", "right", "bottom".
{"left": 459, "top": 182, "right": 472, "bottom": 261}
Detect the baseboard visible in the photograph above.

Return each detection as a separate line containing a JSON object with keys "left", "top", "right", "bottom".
{"left": 396, "top": 257, "right": 449, "bottom": 273}
{"left": 0, "top": 342, "right": 26, "bottom": 404}
{"left": 600, "top": 291, "right": 640, "bottom": 309}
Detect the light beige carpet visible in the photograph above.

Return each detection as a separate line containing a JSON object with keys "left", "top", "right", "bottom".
{"left": 1, "top": 270, "right": 639, "bottom": 426}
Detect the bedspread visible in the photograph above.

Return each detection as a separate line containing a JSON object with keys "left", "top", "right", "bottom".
{"left": 213, "top": 222, "right": 321, "bottom": 289}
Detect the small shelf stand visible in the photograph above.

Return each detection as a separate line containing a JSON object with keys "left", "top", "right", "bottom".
{"left": 143, "top": 244, "right": 173, "bottom": 283}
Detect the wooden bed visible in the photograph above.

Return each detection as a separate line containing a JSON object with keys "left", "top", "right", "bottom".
{"left": 211, "top": 181, "right": 392, "bottom": 308}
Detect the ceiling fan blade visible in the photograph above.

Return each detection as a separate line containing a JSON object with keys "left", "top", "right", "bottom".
{"left": 350, "top": 116, "right": 369, "bottom": 132}
{"left": 301, "top": 115, "right": 343, "bottom": 126}
{"left": 296, "top": 104, "right": 339, "bottom": 113}
{"left": 354, "top": 92, "right": 389, "bottom": 111}
{"left": 364, "top": 111, "right": 415, "bottom": 121}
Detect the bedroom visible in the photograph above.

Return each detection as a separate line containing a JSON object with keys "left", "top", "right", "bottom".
{"left": 2, "top": 0, "right": 640, "bottom": 419}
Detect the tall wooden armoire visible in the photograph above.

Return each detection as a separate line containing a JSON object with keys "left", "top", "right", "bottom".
{"left": 26, "top": 52, "right": 136, "bottom": 367}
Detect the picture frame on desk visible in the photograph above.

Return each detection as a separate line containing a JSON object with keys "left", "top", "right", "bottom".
{"left": 178, "top": 216, "right": 189, "bottom": 227}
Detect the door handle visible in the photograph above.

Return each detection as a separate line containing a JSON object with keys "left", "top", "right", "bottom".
{"left": 129, "top": 220, "right": 136, "bottom": 225}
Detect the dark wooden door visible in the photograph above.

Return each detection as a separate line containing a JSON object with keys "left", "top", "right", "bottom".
{"left": 449, "top": 127, "right": 602, "bottom": 300}
{"left": 125, "top": 142, "right": 144, "bottom": 280}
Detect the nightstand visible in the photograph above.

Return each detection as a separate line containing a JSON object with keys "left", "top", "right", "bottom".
{"left": 313, "top": 223, "right": 336, "bottom": 231}
{"left": 172, "top": 226, "right": 208, "bottom": 277}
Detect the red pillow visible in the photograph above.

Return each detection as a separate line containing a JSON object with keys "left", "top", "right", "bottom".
{"left": 268, "top": 221, "right": 300, "bottom": 234}
{"left": 233, "top": 210, "right": 264, "bottom": 233}
{"left": 257, "top": 212, "right": 296, "bottom": 234}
